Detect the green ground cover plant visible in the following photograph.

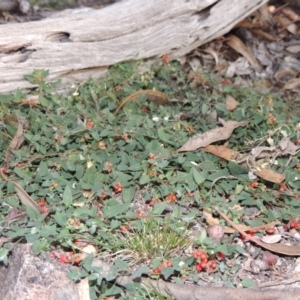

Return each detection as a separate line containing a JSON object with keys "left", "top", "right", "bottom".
{"left": 0, "top": 59, "right": 300, "bottom": 299}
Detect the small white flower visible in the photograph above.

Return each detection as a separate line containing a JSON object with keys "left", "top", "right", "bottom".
{"left": 73, "top": 91, "right": 79, "bottom": 96}
{"left": 190, "top": 161, "right": 198, "bottom": 166}
{"left": 164, "top": 115, "right": 170, "bottom": 121}
{"left": 31, "top": 227, "right": 38, "bottom": 234}
{"left": 267, "top": 138, "right": 274, "bottom": 146}
{"left": 152, "top": 116, "right": 160, "bottom": 122}
{"left": 178, "top": 261, "right": 185, "bottom": 267}
{"left": 248, "top": 171, "right": 257, "bottom": 180}
{"left": 295, "top": 177, "right": 298, "bottom": 180}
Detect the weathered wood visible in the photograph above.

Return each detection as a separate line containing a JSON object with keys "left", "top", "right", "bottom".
{"left": 0, "top": 0, "right": 268, "bottom": 94}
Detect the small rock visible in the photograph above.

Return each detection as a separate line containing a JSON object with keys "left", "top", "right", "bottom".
{"left": 207, "top": 225, "right": 224, "bottom": 243}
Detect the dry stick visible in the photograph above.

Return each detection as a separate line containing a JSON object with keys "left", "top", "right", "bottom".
{"left": 215, "top": 207, "right": 300, "bottom": 256}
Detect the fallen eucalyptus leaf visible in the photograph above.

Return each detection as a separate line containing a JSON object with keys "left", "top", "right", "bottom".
{"left": 176, "top": 118, "right": 248, "bottom": 152}
{"left": 115, "top": 90, "right": 176, "bottom": 115}
{"left": 226, "top": 35, "right": 262, "bottom": 72}
{"left": 4, "top": 115, "right": 29, "bottom": 165}
{"left": 12, "top": 181, "right": 40, "bottom": 213}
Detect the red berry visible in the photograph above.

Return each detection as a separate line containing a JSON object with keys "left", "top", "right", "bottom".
{"left": 210, "top": 260, "right": 217, "bottom": 269}
{"left": 247, "top": 230, "right": 255, "bottom": 236}
{"left": 148, "top": 153, "right": 155, "bottom": 159}
{"left": 59, "top": 254, "right": 69, "bottom": 264}
{"left": 266, "top": 227, "right": 275, "bottom": 234}
{"left": 195, "top": 264, "right": 202, "bottom": 272}
{"left": 217, "top": 252, "right": 225, "bottom": 260}
{"left": 166, "top": 259, "right": 172, "bottom": 267}
{"left": 200, "top": 261, "right": 207, "bottom": 269}
{"left": 290, "top": 220, "right": 297, "bottom": 228}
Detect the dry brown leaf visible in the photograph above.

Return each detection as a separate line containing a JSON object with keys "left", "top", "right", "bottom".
{"left": 203, "top": 208, "right": 220, "bottom": 226}
{"left": 115, "top": 90, "right": 173, "bottom": 115}
{"left": 274, "top": 69, "right": 297, "bottom": 83}
{"left": 225, "top": 95, "right": 238, "bottom": 111}
{"left": 287, "top": 23, "right": 298, "bottom": 35}
{"left": 203, "top": 47, "right": 219, "bottom": 65}
{"left": 284, "top": 78, "right": 300, "bottom": 90}
{"left": 282, "top": 7, "right": 300, "bottom": 21}
{"left": 12, "top": 181, "right": 40, "bottom": 213}
{"left": 286, "top": 45, "right": 300, "bottom": 54}
{"left": 274, "top": 15, "right": 297, "bottom": 34}
{"left": 176, "top": 118, "right": 248, "bottom": 152}
{"left": 4, "top": 115, "right": 29, "bottom": 165}
{"left": 235, "top": 19, "right": 261, "bottom": 29}
{"left": 250, "top": 29, "right": 277, "bottom": 41}
{"left": 226, "top": 35, "right": 263, "bottom": 72}
{"left": 278, "top": 136, "right": 299, "bottom": 155}
{"left": 255, "top": 168, "right": 285, "bottom": 184}
{"left": 203, "top": 145, "right": 236, "bottom": 161}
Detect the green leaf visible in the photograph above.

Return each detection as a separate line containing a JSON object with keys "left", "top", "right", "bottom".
{"left": 241, "top": 278, "right": 256, "bottom": 288}
{"left": 227, "top": 161, "right": 247, "bottom": 175}
{"left": 26, "top": 205, "right": 41, "bottom": 220}
{"left": 63, "top": 186, "right": 72, "bottom": 207}
{"left": 152, "top": 202, "right": 166, "bottom": 215}
{"left": 161, "top": 267, "right": 175, "bottom": 280}
{"left": 0, "top": 248, "right": 9, "bottom": 265}
{"left": 139, "top": 175, "right": 150, "bottom": 185}
{"left": 39, "top": 95, "right": 48, "bottom": 107}
{"left": 81, "top": 253, "right": 94, "bottom": 271}
{"left": 235, "top": 184, "right": 244, "bottom": 194}
{"left": 103, "top": 285, "right": 123, "bottom": 297}
{"left": 67, "top": 268, "right": 82, "bottom": 281}
{"left": 53, "top": 212, "right": 67, "bottom": 227}
{"left": 110, "top": 219, "right": 120, "bottom": 229}
{"left": 132, "top": 266, "right": 150, "bottom": 278}
{"left": 122, "top": 186, "right": 136, "bottom": 203}
{"left": 114, "top": 259, "right": 128, "bottom": 270}
{"left": 32, "top": 239, "right": 49, "bottom": 253}
{"left": 192, "top": 168, "right": 207, "bottom": 185}
{"left": 38, "top": 161, "right": 49, "bottom": 177}
{"left": 157, "top": 128, "right": 174, "bottom": 145}
{"left": 198, "top": 229, "right": 207, "bottom": 244}
{"left": 104, "top": 202, "right": 131, "bottom": 219}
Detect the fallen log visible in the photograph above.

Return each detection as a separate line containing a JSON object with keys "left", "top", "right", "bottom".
{"left": 0, "top": 0, "right": 268, "bottom": 94}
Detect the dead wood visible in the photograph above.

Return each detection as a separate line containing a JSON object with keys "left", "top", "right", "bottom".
{"left": 0, "top": 0, "right": 268, "bottom": 93}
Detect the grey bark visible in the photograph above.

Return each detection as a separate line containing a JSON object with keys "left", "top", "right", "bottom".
{"left": 0, "top": 0, "right": 268, "bottom": 94}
